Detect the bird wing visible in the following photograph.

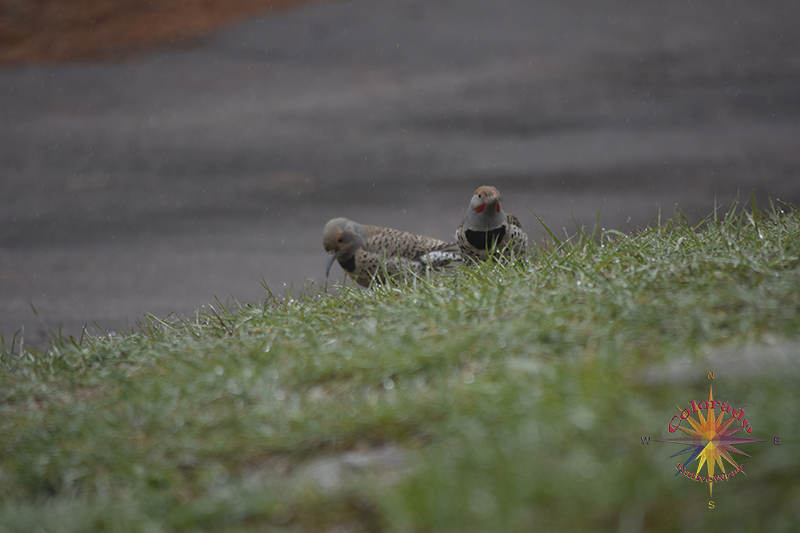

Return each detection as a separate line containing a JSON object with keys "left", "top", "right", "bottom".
{"left": 419, "top": 250, "right": 462, "bottom": 270}
{"left": 506, "top": 212, "right": 522, "bottom": 228}
{"left": 364, "top": 225, "right": 455, "bottom": 257}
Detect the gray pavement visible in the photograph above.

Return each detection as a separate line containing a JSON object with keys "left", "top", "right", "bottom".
{"left": 2, "top": 0, "right": 800, "bottom": 347}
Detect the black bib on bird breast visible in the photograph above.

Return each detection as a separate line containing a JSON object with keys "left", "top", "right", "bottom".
{"left": 339, "top": 255, "right": 357, "bottom": 273}
{"left": 465, "top": 226, "right": 506, "bottom": 250}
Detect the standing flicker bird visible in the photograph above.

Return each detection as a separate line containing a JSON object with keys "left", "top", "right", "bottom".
{"left": 323, "top": 218, "right": 461, "bottom": 287}
{"left": 456, "top": 185, "right": 526, "bottom": 261}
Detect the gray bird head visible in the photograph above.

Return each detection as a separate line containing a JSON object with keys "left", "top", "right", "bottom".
{"left": 322, "top": 218, "right": 366, "bottom": 277}
{"left": 464, "top": 185, "right": 506, "bottom": 229}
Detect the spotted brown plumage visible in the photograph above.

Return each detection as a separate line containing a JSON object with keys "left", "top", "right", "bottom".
{"left": 322, "top": 218, "right": 461, "bottom": 287}
{"left": 456, "top": 185, "right": 526, "bottom": 261}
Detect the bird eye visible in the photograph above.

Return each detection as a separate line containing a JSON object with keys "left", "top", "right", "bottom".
{"left": 338, "top": 237, "right": 343, "bottom": 243}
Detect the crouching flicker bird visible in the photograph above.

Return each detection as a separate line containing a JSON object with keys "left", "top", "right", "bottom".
{"left": 456, "top": 185, "right": 527, "bottom": 261}
{"left": 323, "top": 218, "right": 461, "bottom": 287}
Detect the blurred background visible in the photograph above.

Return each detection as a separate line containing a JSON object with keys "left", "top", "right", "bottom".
{"left": 1, "top": 0, "right": 799, "bottom": 347}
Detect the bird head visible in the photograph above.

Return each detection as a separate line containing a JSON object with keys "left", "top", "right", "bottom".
{"left": 469, "top": 185, "right": 502, "bottom": 214}
{"left": 322, "top": 218, "right": 365, "bottom": 277}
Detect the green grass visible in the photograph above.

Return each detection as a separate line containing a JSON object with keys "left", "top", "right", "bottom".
{"left": 2, "top": 199, "right": 800, "bottom": 532}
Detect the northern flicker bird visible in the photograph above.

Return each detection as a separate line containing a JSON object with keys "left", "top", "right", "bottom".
{"left": 456, "top": 185, "right": 526, "bottom": 261}
{"left": 323, "top": 218, "right": 461, "bottom": 287}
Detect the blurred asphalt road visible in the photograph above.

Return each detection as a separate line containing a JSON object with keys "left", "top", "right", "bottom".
{"left": 2, "top": 0, "right": 800, "bottom": 347}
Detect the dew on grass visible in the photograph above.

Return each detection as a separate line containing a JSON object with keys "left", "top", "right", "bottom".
{"left": 36, "top": 454, "right": 49, "bottom": 471}
{"left": 569, "top": 405, "right": 595, "bottom": 430}
{"left": 470, "top": 488, "right": 497, "bottom": 518}
{"left": 211, "top": 465, "right": 230, "bottom": 484}
{"left": 569, "top": 449, "right": 601, "bottom": 480}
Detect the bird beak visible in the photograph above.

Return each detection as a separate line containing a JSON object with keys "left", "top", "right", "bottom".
{"left": 476, "top": 195, "right": 501, "bottom": 213}
{"left": 486, "top": 195, "right": 501, "bottom": 212}
{"left": 325, "top": 252, "right": 338, "bottom": 278}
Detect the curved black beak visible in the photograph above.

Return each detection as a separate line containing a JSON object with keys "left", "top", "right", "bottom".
{"left": 325, "top": 252, "right": 338, "bottom": 278}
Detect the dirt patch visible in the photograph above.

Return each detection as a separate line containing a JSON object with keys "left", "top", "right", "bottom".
{"left": 0, "top": 0, "right": 317, "bottom": 64}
